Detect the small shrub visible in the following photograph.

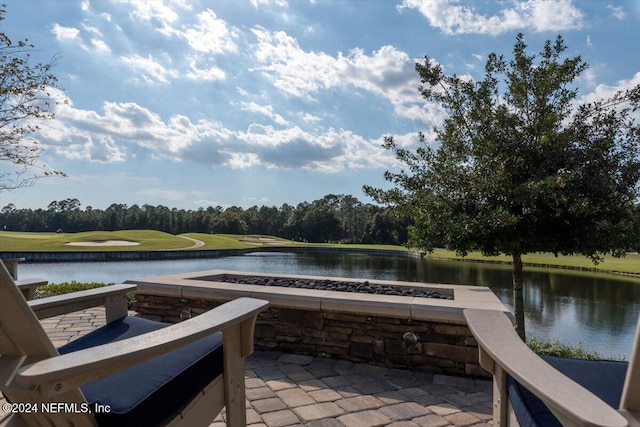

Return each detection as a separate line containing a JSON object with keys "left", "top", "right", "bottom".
{"left": 35, "top": 281, "right": 136, "bottom": 310}
{"left": 35, "top": 281, "right": 107, "bottom": 298}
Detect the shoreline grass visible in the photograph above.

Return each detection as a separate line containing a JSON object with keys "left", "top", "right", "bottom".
{"left": 527, "top": 337, "right": 625, "bottom": 361}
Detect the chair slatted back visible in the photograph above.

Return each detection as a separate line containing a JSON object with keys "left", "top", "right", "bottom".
{"left": 0, "top": 262, "right": 96, "bottom": 427}
{"left": 0, "top": 262, "right": 56, "bottom": 357}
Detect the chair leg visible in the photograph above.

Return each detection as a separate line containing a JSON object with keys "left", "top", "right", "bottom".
{"left": 223, "top": 323, "right": 247, "bottom": 427}
{"left": 493, "top": 365, "right": 509, "bottom": 426}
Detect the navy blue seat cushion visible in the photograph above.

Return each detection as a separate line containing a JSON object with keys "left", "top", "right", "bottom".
{"left": 58, "top": 316, "right": 224, "bottom": 427}
{"left": 507, "top": 355, "right": 628, "bottom": 427}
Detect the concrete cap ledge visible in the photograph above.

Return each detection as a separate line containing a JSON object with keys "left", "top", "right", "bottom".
{"left": 126, "top": 270, "right": 512, "bottom": 324}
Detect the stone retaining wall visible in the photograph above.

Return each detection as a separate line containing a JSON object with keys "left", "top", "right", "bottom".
{"left": 134, "top": 293, "right": 486, "bottom": 378}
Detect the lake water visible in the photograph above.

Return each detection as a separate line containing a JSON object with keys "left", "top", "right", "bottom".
{"left": 19, "top": 251, "right": 640, "bottom": 359}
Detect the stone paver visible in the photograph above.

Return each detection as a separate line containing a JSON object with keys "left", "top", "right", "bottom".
{"left": 252, "top": 397, "right": 288, "bottom": 414}
{"left": 460, "top": 404, "right": 492, "bottom": 421}
{"left": 247, "top": 377, "right": 268, "bottom": 389}
{"left": 261, "top": 409, "right": 301, "bottom": 427}
{"left": 444, "top": 411, "right": 482, "bottom": 426}
{"left": 353, "top": 381, "right": 392, "bottom": 395}
{"left": 267, "top": 379, "right": 298, "bottom": 392}
{"left": 306, "top": 419, "right": 344, "bottom": 427}
{"left": 337, "top": 409, "right": 393, "bottom": 426}
{"left": 336, "top": 395, "right": 385, "bottom": 412}
{"left": 323, "top": 375, "right": 352, "bottom": 388}
{"left": 247, "top": 408, "right": 263, "bottom": 424}
{"left": 309, "top": 389, "right": 343, "bottom": 403}
{"left": 276, "top": 388, "right": 316, "bottom": 408}
{"left": 379, "top": 402, "right": 431, "bottom": 421}
{"left": 293, "top": 402, "right": 345, "bottom": 422}
{"left": 412, "top": 414, "right": 452, "bottom": 427}
{"left": 279, "top": 354, "right": 314, "bottom": 365}
{"left": 247, "top": 386, "right": 277, "bottom": 400}
{"left": 16, "top": 307, "right": 494, "bottom": 427}
{"left": 426, "top": 402, "right": 461, "bottom": 416}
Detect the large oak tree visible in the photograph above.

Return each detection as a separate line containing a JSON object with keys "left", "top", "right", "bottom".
{"left": 365, "top": 34, "right": 640, "bottom": 339}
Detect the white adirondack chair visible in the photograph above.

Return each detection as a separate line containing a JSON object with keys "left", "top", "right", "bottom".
{"left": 0, "top": 261, "right": 268, "bottom": 426}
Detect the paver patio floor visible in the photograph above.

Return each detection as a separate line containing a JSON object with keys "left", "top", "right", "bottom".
{"left": 2, "top": 307, "right": 494, "bottom": 427}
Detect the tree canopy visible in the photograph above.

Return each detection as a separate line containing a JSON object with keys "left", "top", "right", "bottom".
{"left": 365, "top": 34, "right": 640, "bottom": 339}
{"left": 0, "top": 194, "right": 409, "bottom": 246}
{"left": 0, "top": 5, "right": 64, "bottom": 191}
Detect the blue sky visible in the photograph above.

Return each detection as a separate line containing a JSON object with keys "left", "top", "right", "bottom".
{"left": 2, "top": 0, "right": 639, "bottom": 210}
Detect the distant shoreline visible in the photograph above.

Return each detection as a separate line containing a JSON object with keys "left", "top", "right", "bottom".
{"left": 0, "top": 246, "right": 422, "bottom": 264}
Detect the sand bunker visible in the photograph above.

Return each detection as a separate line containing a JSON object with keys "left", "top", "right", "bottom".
{"left": 240, "top": 236, "right": 280, "bottom": 245}
{"left": 66, "top": 240, "right": 140, "bottom": 247}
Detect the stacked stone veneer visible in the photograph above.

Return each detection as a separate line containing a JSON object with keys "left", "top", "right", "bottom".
{"left": 134, "top": 293, "right": 486, "bottom": 378}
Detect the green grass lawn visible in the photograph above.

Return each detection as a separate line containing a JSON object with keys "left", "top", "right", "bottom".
{"left": 1, "top": 230, "right": 639, "bottom": 275}
{"left": 0, "top": 230, "right": 193, "bottom": 251}
{"left": 426, "top": 248, "right": 640, "bottom": 274}
{"left": 180, "top": 233, "right": 297, "bottom": 249}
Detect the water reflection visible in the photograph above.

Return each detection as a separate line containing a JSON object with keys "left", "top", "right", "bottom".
{"left": 20, "top": 251, "right": 640, "bottom": 358}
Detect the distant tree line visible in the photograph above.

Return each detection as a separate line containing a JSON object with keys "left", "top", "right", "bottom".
{"left": 0, "top": 194, "right": 410, "bottom": 245}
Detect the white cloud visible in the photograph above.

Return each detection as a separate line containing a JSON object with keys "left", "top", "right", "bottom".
{"left": 37, "top": 94, "right": 189, "bottom": 162}
{"left": 51, "top": 23, "right": 80, "bottom": 42}
{"left": 35, "top": 90, "right": 397, "bottom": 172}
{"left": 121, "top": 5, "right": 237, "bottom": 85}
{"left": 236, "top": 102, "right": 291, "bottom": 125}
{"left": 186, "top": 60, "right": 226, "bottom": 81}
{"left": 579, "top": 71, "right": 640, "bottom": 106}
{"left": 398, "top": 0, "right": 583, "bottom": 35}
{"left": 581, "top": 68, "right": 597, "bottom": 88}
{"left": 237, "top": 125, "right": 390, "bottom": 172}
{"left": 251, "top": 0, "right": 289, "bottom": 8}
{"left": 126, "top": 0, "right": 180, "bottom": 35}
{"left": 607, "top": 4, "right": 626, "bottom": 20}
{"left": 521, "top": 0, "right": 583, "bottom": 32}
{"left": 225, "top": 152, "right": 261, "bottom": 169}
{"left": 91, "top": 38, "right": 111, "bottom": 54}
{"left": 120, "top": 54, "right": 176, "bottom": 85}
{"left": 82, "top": 23, "right": 102, "bottom": 36}
{"left": 34, "top": 94, "right": 127, "bottom": 163}
{"left": 182, "top": 9, "right": 237, "bottom": 54}
{"left": 298, "top": 112, "right": 322, "bottom": 123}
{"left": 251, "top": 27, "right": 441, "bottom": 123}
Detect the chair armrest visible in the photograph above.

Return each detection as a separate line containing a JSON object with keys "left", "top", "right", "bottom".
{"left": 28, "top": 284, "right": 137, "bottom": 322}
{"left": 464, "top": 309, "right": 628, "bottom": 427}
{"left": 16, "top": 278, "right": 48, "bottom": 300}
{"left": 17, "top": 297, "right": 269, "bottom": 396}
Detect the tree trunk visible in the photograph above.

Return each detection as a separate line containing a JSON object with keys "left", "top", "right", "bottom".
{"left": 512, "top": 252, "right": 526, "bottom": 341}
